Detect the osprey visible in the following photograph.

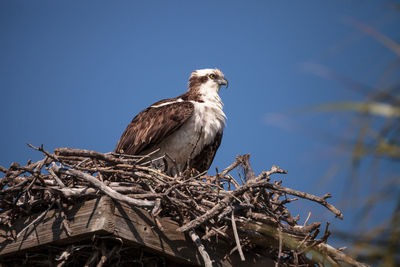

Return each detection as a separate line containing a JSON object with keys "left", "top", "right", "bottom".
{"left": 114, "top": 68, "right": 228, "bottom": 175}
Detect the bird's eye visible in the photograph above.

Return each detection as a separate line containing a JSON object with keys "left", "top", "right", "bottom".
{"left": 209, "top": 74, "right": 216, "bottom": 79}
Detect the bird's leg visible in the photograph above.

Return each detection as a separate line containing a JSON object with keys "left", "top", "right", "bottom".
{"left": 164, "top": 153, "right": 179, "bottom": 177}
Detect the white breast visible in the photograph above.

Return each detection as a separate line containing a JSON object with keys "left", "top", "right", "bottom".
{"left": 190, "top": 99, "right": 226, "bottom": 146}
{"left": 156, "top": 97, "right": 226, "bottom": 174}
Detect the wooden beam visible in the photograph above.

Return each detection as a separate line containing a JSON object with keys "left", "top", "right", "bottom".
{"left": 0, "top": 197, "right": 276, "bottom": 266}
{"left": 113, "top": 200, "right": 276, "bottom": 266}
{"left": 0, "top": 196, "right": 114, "bottom": 257}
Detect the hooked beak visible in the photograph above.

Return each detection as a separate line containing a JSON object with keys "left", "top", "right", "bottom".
{"left": 217, "top": 77, "right": 229, "bottom": 88}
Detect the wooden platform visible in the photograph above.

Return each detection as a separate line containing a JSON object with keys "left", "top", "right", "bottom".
{"left": 0, "top": 196, "right": 276, "bottom": 266}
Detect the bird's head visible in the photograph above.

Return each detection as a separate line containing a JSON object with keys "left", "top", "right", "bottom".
{"left": 188, "top": 68, "right": 228, "bottom": 96}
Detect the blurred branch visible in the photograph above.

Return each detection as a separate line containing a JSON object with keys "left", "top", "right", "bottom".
{"left": 300, "top": 11, "right": 400, "bottom": 266}
{"left": 346, "top": 18, "right": 400, "bottom": 57}
{"left": 301, "top": 62, "right": 374, "bottom": 95}
{"left": 311, "top": 102, "right": 400, "bottom": 118}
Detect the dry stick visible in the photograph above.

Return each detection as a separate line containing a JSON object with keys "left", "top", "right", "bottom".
{"left": 177, "top": 192, "right": 231, "bottom": 232}
{"left": 231, "top": 210, "right": 245, "bottom": 261}
{"left": 56, "top": 200, "right": 72, "bottom": 236}
{"left": 176, "top": 171, "right": 279, "bottom": 232}
{"left": 304, "top": 212, "right": 312, "bottom": 226}
{"left": 0, "top": 165, "right": 8, "bottom": 173}
{"left": 243, "top": 220, "right": 368, "bottom": 267}
{"left": 219, "top": 156, "right": 242, "bottom": 177}
{"left": 238, "top": 154, "right": 255, "bottom": 181}
{"left": 226, "top": 174, "right": 240, "bottom": 189}
{"left": 296, "top": 232, "right": 312, "bottom": 251}
{"left": 217, "top": 203, "right": 252, "bottom": 222}
{"left": 255, "top": 165, "right": 288, "bottom": 181}
{"left": 96, "top": 243, "right": 119, "bottom": 267}
{"left": 51, "top": 166, "right": 154, "bottom": 208}
{"left": 96, "top": 241, "right": 108, "bottom": 267}
{"left": 16, "top": 202, "right": 55, "bottom": 238}
{"left": 275, "top": 225, "right": 283, "bottom": 267}
{"left": 152, "top": 199, "right": 161, "bottom": 216}
{"left": 1, "top": 160, "right": 40, "bottom": 183}
{"left": 74, "top": 157, "right": 90, "bottom": 168}
{"left": 28, "top": 144, "right": 67, "bottom": 170}
{"left": 0, "top": 180, "right": 29, "bottom": 195}
{"left": 177, "top": 167, "right": 304, "bottom": 232}
{"left": 316, "top": 243, "right": 370, "bottom": 267}
{"left": 132, "top": 148, "right": 161, "bottom": 165}
{"left": 84, "top": 249, "right": 100, "bottom": 267}
{"left": 188, "top": 230, "right": 213, "bottom": 267}
{"left": 266, "top": 183, "right": 343, "bottom": 219}
{"left": 202, "top": 226, "right": 229, "bottom": 240}
{"left": 109, "top": 151, "right": 143, "bottom": 158}
{"left": 47, "top": 166, "right": 66, "bottom": 188}
{"left": 135, "top": 165, "right": 174, "bottom": 182}
{"left": 54, "top": 148, "right": 134, "bottom": 165}
{"left": 27, "top": 143, "right": 51, "bottom": 158}
{"left": 52, "top": 187, "right": 97, "bottom": 198}
{"left": 140, "top": 155, "right": 166, "bottom": 167}
{"left": 179, "top": 174, "right": 342, "bottom": 233}
{"left": 289, "top": 222, "right": 321, "bottom": 236}
{"left": 163, "top": 171, "right": 208, "bottom": 197}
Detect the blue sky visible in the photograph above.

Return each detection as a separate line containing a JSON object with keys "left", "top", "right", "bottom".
{"left": 1, "top": 1, "right": 399, "bottom": 241}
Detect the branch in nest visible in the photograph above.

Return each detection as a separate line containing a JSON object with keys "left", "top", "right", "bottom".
{"left": 51, "top": 165, "right": 154, "bottom": 208}
{"left": 265, "top": 183, "right": 343, "bottom": 219}
{"left": 188, "top": 230, "right": 213, "bottom": 267}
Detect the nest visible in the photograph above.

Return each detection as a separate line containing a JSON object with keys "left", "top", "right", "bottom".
{"left": 0, "top": 144, "right": 368, "bottom": 267}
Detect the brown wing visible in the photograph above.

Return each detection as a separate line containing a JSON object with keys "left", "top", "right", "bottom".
{"left": 114, "top": 101, "right": 194, "bottom": 155}
{"left": 190, "top": 132, "right": 223, "bottom": 173}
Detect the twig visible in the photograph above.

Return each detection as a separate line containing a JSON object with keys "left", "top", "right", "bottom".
{"left": 188, "top": 230, "right": 213, "bottom": 267}
{"left": 266, "top": 183, "right": 343, "bottom": 219}
{"left": 275, "top": 225, "right": 282, "bottom": 267}
{"left": 16, "top": 202, "right": 55, "bottom": 238}
{"left": 219, "top": 156, "right": 242, "bottom": 177}
{"left": 135, "top": 165, "right": 174, "bottom": 181}
{"left": 56, "top": 200, "right": 72, "bottom": 236}
{"left": 177, "top": 166, "right": 290, "bottom": 232}
{"left": 0, "top": 165, "right": 8, "bottom": 173}
{"left": 47, "top": 165, "right": 66, "bottom": 188}
{"left": 255, "top": 165, "right": 288, "bottom": 181}
{"left": 304, "top": 212, "right": 312, "bottom": 226}
{"left": 54, "top": 148, "right": 134, "bottom": 165}
{"left": 231, "top": 209, "right": 245, "bottom": 261}
{"left": 152, "top": 198, "right": 162, "bottom": 216}
{"left": 132, "top": 148, "right": 161, "bottom": 165}
{"left": 51, "top": 166, "right": 154, "bottom": 208}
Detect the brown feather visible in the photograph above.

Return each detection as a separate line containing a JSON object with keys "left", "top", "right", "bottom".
{"left": 114, "top": 101, "right": 194, "bottom": 155}
{"left": 190, "top": 132, "right": 223, "bottom": 172}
